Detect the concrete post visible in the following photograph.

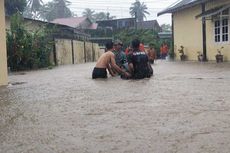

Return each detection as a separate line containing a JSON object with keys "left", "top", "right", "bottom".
{"left": 0, "top": 0, "right": 8, "bottom": 86}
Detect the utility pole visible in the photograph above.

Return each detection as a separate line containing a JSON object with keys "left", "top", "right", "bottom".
{"left": 202, "top": 3, "right": 207, "bottom": 61}
{"left": 135, "top": 11, "right": 137, "bottom": 35}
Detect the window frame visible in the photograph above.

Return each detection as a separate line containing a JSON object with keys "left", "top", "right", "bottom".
{"left": 213, "top": 8, "right": 230, "bottom": 44}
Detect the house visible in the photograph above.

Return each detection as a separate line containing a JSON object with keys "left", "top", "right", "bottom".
{"left": 96, "top": 18, "right": 136, "bottom": 30}
{"left": 5, "top": 16, "right": 94, "bottom": 66}
{"left": 97, "top": 18, "right": 162, "bottom": 32}
{"left": 158, "top": 0, "right": 230, "bottom": 61}
{"left": 52, "top": 17, "right": 98, "bottom": 30}
{"left": 0, "top": 0, "right": 8, "bottom": 86}
{"left": 137, "top": 20, "right": 161, "bottom": 31}
{"left": 158, "top": 31, "right": 172, "bottom": 40}
{"left": 5, "top": 16, "right": 91, "bottom": 40}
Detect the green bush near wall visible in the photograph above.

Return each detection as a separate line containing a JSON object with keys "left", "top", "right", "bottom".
{"left": 6, "top": 13, "right": 54, "bottom": 71}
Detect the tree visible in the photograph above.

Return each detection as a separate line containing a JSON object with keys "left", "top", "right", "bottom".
{"left": 5, "top": 0, "right": 27, "bottom": 15}
{"left": 23, "top": 0, "right": 43, "bottom": 19}
{"left": 160, "top": 24, "right": 172, "bottom": 32}
{"left": 94, "top": 12, "right": 107, "bottom": 21}
{"left": 129, "top": 0, "right": 150, "bottom": 22}
{"left": 82, "top": 8, "right": 95, "bottom": 22}
{"left": 28, "top": 0, "right": 43, "bottom": 13}
{"left": 82, "top": 9, "right": 116, "bottom": 22}
{"left": 6, "top": 13, "right": 53, "bottom": 70}
{"left": 106, "top": 12, "right": 116, "bottom": 20}
{"left": 40, "top": 0, "right": 73, "bottom": 21}
{"left": 23, "top": 5, "right": 34, "bottom": 18}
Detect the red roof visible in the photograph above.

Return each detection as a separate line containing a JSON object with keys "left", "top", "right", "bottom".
{"left": 89, "top": 23, "right": 98, "bottom": 30}
{"left": 52, "top": 17, "right": 88, "bottom": 28}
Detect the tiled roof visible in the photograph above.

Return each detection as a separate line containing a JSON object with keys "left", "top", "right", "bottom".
{"left": 89, "top": 23, "right": 98, "bottom": 30}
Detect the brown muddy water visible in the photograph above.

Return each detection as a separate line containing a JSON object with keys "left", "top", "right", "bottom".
{"left": 0, "top": 61, "right": 230, "bottom": 153}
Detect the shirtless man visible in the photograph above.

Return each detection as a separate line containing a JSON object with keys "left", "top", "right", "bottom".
{"left": 92, "top": 41, "right": 130, "bottom": 79}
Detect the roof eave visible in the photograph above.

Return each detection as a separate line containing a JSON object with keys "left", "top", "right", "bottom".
{"left": 157, "top": 0, "right": 210, "bottom": 16}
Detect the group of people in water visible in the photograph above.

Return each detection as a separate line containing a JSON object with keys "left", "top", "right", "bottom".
{"left": 92, "top": 39, "right": 155, "bottom": 80}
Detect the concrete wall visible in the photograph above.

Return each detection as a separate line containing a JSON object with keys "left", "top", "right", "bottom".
{"left": 173, "top": 5, "right": 203, "bottom": 61}
{"left": 85, "top": 42, "right": 93, "bottom": 62}
{"left": 55, "top": 39, "right": 73, "bottom": 65}
{"left": 173, "top": 0, "right": 230, "bottom": 61}
{"left": 55, "top": 39, "right": 102, "bottom": 65}
{"left": 73, "top": 40, "right": 85, "bottom": 64}
{"left": 0, "top": 0, "right": 8, "bottom": 86}
{"left": 93, "top": 43, "right": 101, "bottom": 61}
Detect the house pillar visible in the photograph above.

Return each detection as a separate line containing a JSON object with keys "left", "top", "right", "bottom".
{"left": 171, "top": 14, "right": 174, "bottom": 58}
{"left": 202, "top": 3, "right": 207, "bottom": 61}
{"left": 0, "top": 0, "right": 8, "bottom": 86}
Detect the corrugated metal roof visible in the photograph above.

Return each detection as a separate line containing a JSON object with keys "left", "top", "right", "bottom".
{"left": 158, "top": 0, "right": 209, "bottom": 16}
{"left": 52, "top": 17, "right": 88, "bottom": 28}
{"left": 196, "top": 3, "right": 230, "bottom": 18}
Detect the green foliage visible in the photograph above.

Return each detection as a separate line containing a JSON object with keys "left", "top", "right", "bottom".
{"left": 114, "top": 29, "right": 155, "bottom": 47}
{"left": 23, "top": 0, "right": 44, "bottom": 19}
{"left": 160, "top": 24, "right": 172, "bottom": 32}
{"left": 130, "top": 0, "right": 149, "bottom": 22}
{"left": 7, "top": 13, "right": 54, "bottom": 71}
{"left": 82, "top": 8, "right": 116, "bottom": 23}
{"left": 113, "top": 29, "right": 172, "bottom": 58}
{"left": 5, "top": 0, "right": 27, "bottom": 15}
{"left": 82, "top": 8, "right": 96, "bottom": 22}
{"left": 28, "top": 0, "right": 43, "bottom": 13}
{"left": 39, "top": 0, "right": 73, "bottom": 21}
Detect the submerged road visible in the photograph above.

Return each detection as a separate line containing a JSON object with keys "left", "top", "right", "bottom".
{"left": 0, "top": 61, "right": 230, "bottom": 153}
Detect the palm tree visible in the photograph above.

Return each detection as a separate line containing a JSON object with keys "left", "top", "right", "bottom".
{"left": 53, "top": 0, "right": 72, "bottom": 19}
{"left": 94, "top": 12, "right": 107, "bottom": 21}
{"left": 82, "top": 8, "right": 95, "bottom": 22}
{"left": 106, "top": 12, "right": 116, "bottom": 20}
{"left": 129, "top": 0, "right": 150, "bottom": 22}
{"left": 26, "top": 0, "right": 43, "bottom": 19}
{"left": 27, "top": 0, "right": 43, "bottom": 13}
{"left": 40, "top": 0, "right": 73, "bottom": 21}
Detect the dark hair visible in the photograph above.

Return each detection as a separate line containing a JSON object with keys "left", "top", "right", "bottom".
{"left": 105, "top": 41, "right": 114, "bottom": 50}
{"left": 132, "top": 39, "right": 140, "bottom": 49}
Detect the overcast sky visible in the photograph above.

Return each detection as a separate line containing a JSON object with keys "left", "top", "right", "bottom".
{"left": 43, "top": 0, "right": 180, "bottom": 25}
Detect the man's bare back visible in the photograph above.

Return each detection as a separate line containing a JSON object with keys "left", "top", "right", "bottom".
{"left": 92, "top": 41, "right": 130, "bottom": 79}
{"left": 95, "top": 51, "right": 114, "bottom": 69}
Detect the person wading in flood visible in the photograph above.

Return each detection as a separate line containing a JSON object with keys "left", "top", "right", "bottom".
{"left": 112, "top": 40, "right": 129, "bottom": 74}
{"left": 92, "top": 41, "right": 130, "bottom": 79}
{"left": 127, "top": 39, "right": 153, "bottom": 79}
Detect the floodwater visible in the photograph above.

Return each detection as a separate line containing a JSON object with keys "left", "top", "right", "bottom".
{"left": 0, "top": 61, "right": 230, "bottom": 153}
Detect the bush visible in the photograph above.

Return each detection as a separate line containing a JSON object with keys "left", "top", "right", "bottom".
{"left": 7, "top": 13, "right": 54, "bottom": 71}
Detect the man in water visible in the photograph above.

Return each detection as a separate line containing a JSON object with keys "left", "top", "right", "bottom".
{"left": 92, "top": 41, "right": 130, "bottom": 79}
{"left": 127, "top": 39, "right": 153, "bottom": 79}
{"left": 113, "top": 40, "right": 129, "bottom": 71}
{"left": 146, "top": 45, "right": 156, "bottom": 64}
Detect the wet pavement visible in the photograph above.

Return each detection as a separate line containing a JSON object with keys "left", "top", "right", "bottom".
{"left": 0, "top": 61, "right": 230, "bottom": 153}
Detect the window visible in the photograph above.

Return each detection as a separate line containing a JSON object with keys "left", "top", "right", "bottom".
{"left": 215, "top": 20, "right": 220, "bottom": 42}
{"left": 222, "top": 19, "right": 228, "bottom": 41}
{"left": 214, "top": 9, "right": 229, "bottom": 43}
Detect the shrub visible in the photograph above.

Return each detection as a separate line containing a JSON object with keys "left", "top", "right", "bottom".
{"left": 7, "top": 13, "right": 54, "bottom": 71}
